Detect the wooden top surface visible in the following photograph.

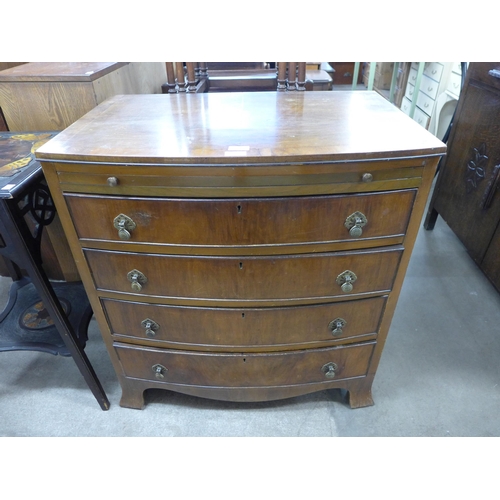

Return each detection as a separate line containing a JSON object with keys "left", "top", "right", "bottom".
{"left": 36, "top": 91, "right": 446, "bottom": 165}
{"left": 0, "top": 62, "right": 127, "bottom": 82}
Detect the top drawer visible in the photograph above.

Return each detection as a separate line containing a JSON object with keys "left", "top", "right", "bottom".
{"left": 66, "top": 190, "right": 416, "bottom": 253}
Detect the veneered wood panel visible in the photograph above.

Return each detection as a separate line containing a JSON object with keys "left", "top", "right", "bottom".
{"left": 103, "top": 295, "right": 387, "bottom": 350}
{"left": 85, "top": 247, "right": 403, "bottom": 302}
{"left": 115, "top": 342, "right": 375, "bottom": 388}
{"left": 36, "top": 92, "right": 446, "bottom": 164}
{"left": 66, "top": 191, "right": 416, "bottom": 248}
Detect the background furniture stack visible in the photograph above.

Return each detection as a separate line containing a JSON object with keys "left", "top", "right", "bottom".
{"left": 400, "top": 62, "right": 462, "bottom": 138}
{"left": 162, "top": 63, "right": 333, "bottom": 93}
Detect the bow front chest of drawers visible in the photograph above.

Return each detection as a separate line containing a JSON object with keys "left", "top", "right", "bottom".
{"left": 36, "top": 91, "right": 446, "bottom": 409}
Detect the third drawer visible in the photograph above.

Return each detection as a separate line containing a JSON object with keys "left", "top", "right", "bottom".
{"left": 102, "top": 295, "right": 387, "bottom": 350}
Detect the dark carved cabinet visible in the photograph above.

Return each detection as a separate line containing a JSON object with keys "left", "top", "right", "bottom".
{"left": 425, "top": 62, "right": 500, "bottom": 292}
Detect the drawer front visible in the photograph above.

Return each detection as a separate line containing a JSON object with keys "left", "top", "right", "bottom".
{"left": 404, "top": 83, "right": 416, "bottom": 102}
{"left": 102, "top": 296, "right": 387, "bottom": 349}
{"left": 401, "top": 97, "right": 412, "bottom": 116}
{"left": 447, "top": 71, "right": 462, "bottom": 97}
{"left": 416, "top": 91, "right": 435, "bottom": 117}
{"left": 420, "top": 74, "right": 439, "bottom": 100}
{"left": 66, "top": 191, "right": 416, "bottom": 248}
{"left": 423, "top": 62, "right": 443, "bottom": 82}
{"left": 85, "top": 247, "right": 403, "bottom": 302}
{"left": 115, "top": 342, "right": 375, "bottom": 387}
{"left": 413, "top": 107, "right": 430, "bottom": 129}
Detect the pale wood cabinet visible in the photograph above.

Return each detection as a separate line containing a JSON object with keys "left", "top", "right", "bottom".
{"left": 0, "top": 62, "right": 167, "bottom": 131}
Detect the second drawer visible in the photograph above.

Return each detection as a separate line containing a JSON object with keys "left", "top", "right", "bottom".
{"left": 85, "top": 247, "right": 403, "bottom": 303}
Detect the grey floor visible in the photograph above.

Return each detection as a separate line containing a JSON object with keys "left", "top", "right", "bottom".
{"left": 1, "top": 202, "right": 500, "bottom": 437}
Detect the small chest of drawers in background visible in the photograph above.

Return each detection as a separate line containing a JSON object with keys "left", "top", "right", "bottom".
{"left": 36, "top": 92, "right": 446, "bottom": 410}
{"left": 401, "top": 62, "right": 462, "bottom": 137}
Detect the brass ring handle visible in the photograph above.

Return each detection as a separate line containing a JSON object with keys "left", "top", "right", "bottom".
{"left": 114, "top": 214, "right": 136, "bottom": 240}
{"left": 141, "top": 318, "right": 159, "bottom": 337}
{"left": 328, "top": 318, "right": 346, "bottom": 336}
{"left": 345, "top": 211, "right": 367, "bottom": 238}
{"left": 127, "top": 269, "right": 147, "bottom": 292}
{"left": 152, "top": 364, "right": 168, "bottom": 380}
{"left": 321, "top": 362, "right": 338, "bottom": 379}
{"left": 336, "top": 270, "right": 357, "bottom": 293}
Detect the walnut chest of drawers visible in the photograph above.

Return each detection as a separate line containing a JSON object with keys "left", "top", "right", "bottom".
{"left": 36, "top": 91, "right": 446, "bottom": 409}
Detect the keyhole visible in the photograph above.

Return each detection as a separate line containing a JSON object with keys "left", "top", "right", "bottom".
{"left": 242, "top": 313, "right": 245, "bottom": 318}
{"left": 239, "top": 262, "right": 243, "bottom": 269}
{"left": 237, "top": 204, "right": 242, "bottom": 214}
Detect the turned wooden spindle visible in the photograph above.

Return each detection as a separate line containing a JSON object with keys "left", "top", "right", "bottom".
{"left": 165, "top": 62, "right": 177, "bottom": 93}
{"left": 287, "top": 62, "right": 297, "bottom": 91}
{"left": 297, "top": 62, "right": 306, "bottom": 91}
{"left": 175, "top": 62, "right": 186, "bottom": 92}
{"left": 186, "top": 63, "right": 197, "bottom": 92}
{"left": 277, "top": 62, "right": 287, "bottom": 91}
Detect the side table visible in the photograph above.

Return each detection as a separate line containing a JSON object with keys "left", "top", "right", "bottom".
{"left": 0, "top": 132, "right": 109, "bottom": 410}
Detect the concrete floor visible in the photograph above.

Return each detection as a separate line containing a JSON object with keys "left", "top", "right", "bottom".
{"left": 1, "top": 206, "right": 500, "bottom": 438}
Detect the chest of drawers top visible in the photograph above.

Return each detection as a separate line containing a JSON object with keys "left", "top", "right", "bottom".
{"left": 36, "top": 91, "right": 445, "bottom": 166}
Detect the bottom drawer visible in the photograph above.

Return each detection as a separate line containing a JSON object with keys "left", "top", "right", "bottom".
{"left": 115, "top": 342, "right": 375, "bottom": 388}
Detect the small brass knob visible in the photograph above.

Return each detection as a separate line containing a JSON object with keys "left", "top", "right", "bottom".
{"left": 350, "top": 225, "right": 363, "bottom": 238}
{"left": 362, "top": 173, "right": 373, "bottom": 183}
{"left": 107, "top": 176, "right": 119, "bottom": 187}
{"left": 152, "top": 364, "right": 167, "bottom": 380}
{"left": 321, "top": 362, "right": 338, "bottom": 379}
{"left": 127, "top": 269, "right": 147, "bottom": 292}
